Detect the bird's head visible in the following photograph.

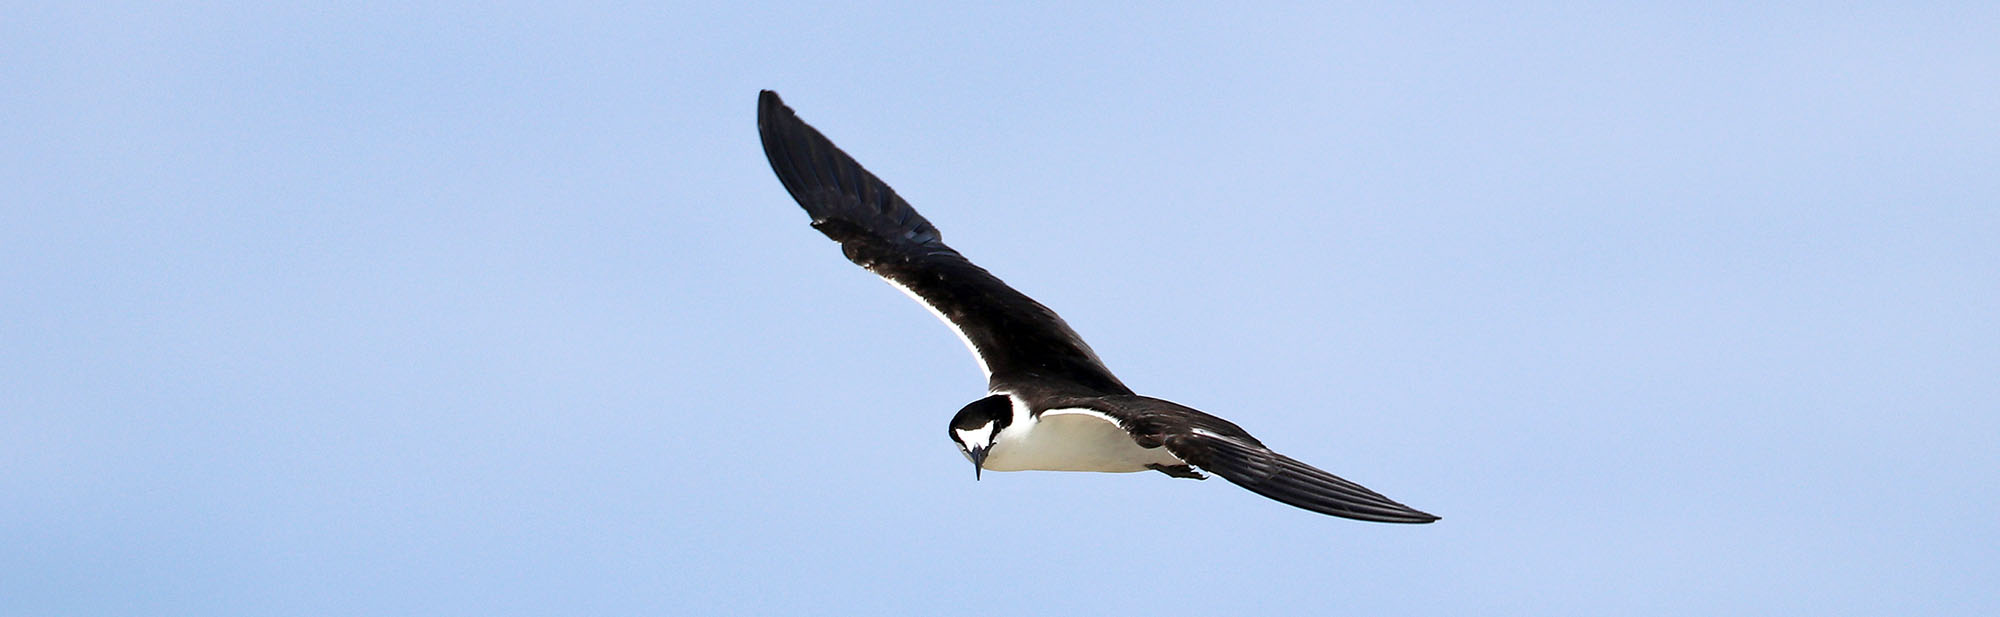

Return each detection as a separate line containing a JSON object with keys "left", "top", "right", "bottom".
{"left": 947, "top": 394, "right": 1013, "bottom": 480}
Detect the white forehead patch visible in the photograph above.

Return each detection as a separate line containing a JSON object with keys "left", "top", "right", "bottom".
{"left": 954, "top": 421, "right": 997, "bottom": 449}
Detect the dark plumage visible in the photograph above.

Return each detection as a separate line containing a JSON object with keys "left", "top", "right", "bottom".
{"left": 758, "top": 90, "right": 1437, "bottom": 523}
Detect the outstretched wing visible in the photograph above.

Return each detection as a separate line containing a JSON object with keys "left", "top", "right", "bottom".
{"left": 758, "top": 90, "right": 1130, "bottom": 396}
{"left": 1168, "top": 430, "right": 1439, "bottom": 523}
{"left": 1101, "top": 396, "right": 1438, "bottom": 523}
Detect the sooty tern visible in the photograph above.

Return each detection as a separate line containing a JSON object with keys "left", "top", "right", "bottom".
{"left": 757, "top": 90, "right": 1437, "bottom": 523}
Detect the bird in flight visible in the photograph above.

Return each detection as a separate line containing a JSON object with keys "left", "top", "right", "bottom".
{"left": 757, "top": 90, "right": 1437, "bottom": 523}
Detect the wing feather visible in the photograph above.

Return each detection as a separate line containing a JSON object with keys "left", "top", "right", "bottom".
{"left": 757, "top": 90, "right": 1129, "bottom": 395}
{"left": 1169, "top": 429, "right": 1439, "bottom": 523}
{"left": 1090, "top": 395, "right": 1438, "bottom": 523}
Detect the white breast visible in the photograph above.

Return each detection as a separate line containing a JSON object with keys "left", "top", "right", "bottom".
{"left": 980, "top": 407, "right": 1185, "bottom": 473}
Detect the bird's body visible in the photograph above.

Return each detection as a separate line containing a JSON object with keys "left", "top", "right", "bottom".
{"left": 984, "top": 408, "right": 1176, "bottom": 473}
{"left": 757, "top": 90, "right": 1437, "bottom": 523}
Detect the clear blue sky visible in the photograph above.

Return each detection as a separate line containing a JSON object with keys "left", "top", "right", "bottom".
{"left": 6, "top": 3, "right": 1996, "bottom": 615}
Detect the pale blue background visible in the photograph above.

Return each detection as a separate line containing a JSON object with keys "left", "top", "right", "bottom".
{"left": 6, "top": 3, "right": 1996, "bottom": 615}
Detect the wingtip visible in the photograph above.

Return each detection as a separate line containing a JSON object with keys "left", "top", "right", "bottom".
{"left": 1316, "top": 501, "right": 1440, "bottom": 524}
{"left": 1189, "top": 434, "right": 1442, "bottom": 524}
{"left": 1313, "top": 501, "right": 1439, "bottom": 524}
{"left": 1400, "top": 511, "right": 1442, "bottom": 524}
{"left": 1380, "top": 503, "right": 1442, "bottom": 525}
{"left": 757, "top": 90, "right": 788, "bottom": 128}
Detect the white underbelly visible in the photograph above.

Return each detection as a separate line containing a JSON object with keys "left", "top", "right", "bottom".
{"left": 982, "top": 410, "right": 1184, "bottom": 473}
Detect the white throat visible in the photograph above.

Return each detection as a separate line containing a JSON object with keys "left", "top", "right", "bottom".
{"left": 954, "top": 421, "right": 995, "bottom": 451}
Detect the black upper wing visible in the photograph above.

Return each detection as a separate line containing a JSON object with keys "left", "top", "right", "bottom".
{"left": 758, "top": 90, "right": 1130, "bottom": 396}
{"left": 1173, "top": 430, "right": 1440, "bottom": 523}
{"left": 1097, "top": 396, "right": 1438, "bottom": 523}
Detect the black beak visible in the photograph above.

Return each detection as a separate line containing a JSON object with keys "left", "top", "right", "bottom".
{"left": 968, "top": 446, "right": 988, "bottom": 481}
